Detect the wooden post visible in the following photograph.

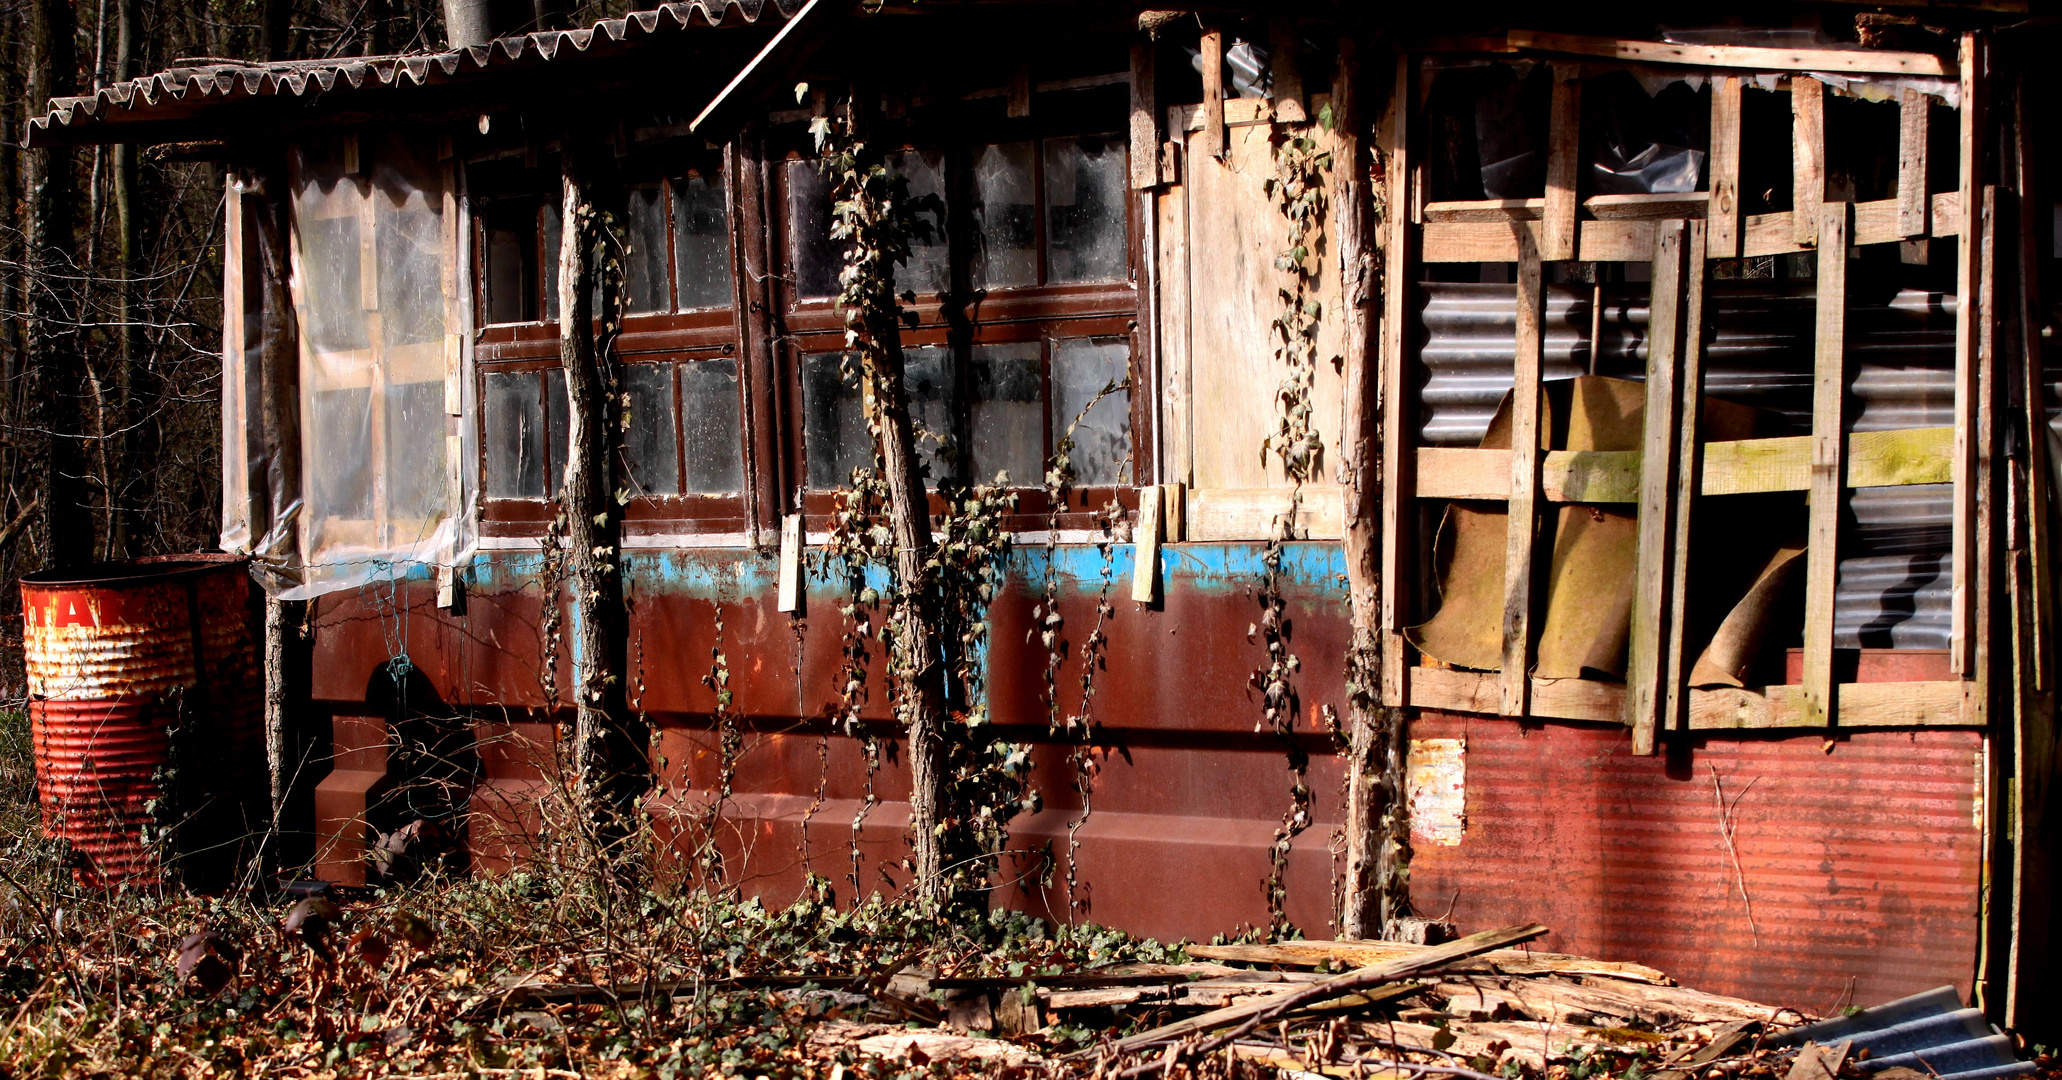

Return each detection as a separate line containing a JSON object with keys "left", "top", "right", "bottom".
{"left": 1800, "top": 202, "right": 1850, "bottom": 728}
{"left": 1378, "top": 54, "right": 1417, "bottom": 709}
{"left": 1628, "top": 219, "right": 1688, "bottom": 754}
{"left": 730, "top": 137, "right": 786, "bottom": 548}
{"left": 1663, "top": 220, "right": 1709, "bottom": 737}
{"left": 1898, "top": 87, "right": 1931, "bottom": 240}
{"left": 1793, "top": 76, "right": 1825, "bottom": 247}
{"left": 1540, "top": 64, "right": 1581, "bottom": 262}
{"left": 1200, "top": 27, "right": 1226, "bottom": 162}
{"left": 1502, "top": 238, "right": 1545, "bottom": 717}
{"left": 1708, "top": 77, "right": 1743, "bottom": 258}
{"left": 1952, "top": 32, "right": 1986, "bottom": 676}
{"left": 1130, "top": 42, "right": 1159, "bottom": 191}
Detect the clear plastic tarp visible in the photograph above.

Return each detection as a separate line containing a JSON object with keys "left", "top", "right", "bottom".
{"left": 233, "top": 132, "right": 472, "bottom": 600}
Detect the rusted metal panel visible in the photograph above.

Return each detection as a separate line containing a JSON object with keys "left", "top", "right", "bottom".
{"left": 1406, "top": 710, "right": 1983, "bottom": 1010}
{"left": 22, "top": 556, "right": 264, "bottom": 888}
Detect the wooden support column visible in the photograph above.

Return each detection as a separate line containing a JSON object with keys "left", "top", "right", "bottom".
{"left": 1952, "top": 32, "right": 1986, "bottom": 676}
{"left": 1971, "top": 183, "right": 1998, "bottom": 727}
{"left": 1708, "top": 77, "right": 1742, "bottom": 258}
{"left": 1199, "top": 27, "right": 1225, "bottom": 162}
{"left": 1793, "top": 77, "right": 1825, "bottom": 247}
{"left": 1801, "top": 202, "right": 1850, "bottom": 728}
{"left": 1628, "top": 219, "right": 1689, "bottom": 754}
{"left": 1130, "top": 42, "right": 1158, "bottom": 191}
{"left": 1502, "top": 238, "right": 1546, "bottom": 717}
{"left": 1540, "top": 64, "right": 1581, "bottom": 262}
{"left": 1662, "top": 221, "right": 1710, "bottom": 737}
{"left": 730, "top": 137, "right": 785, "bottom": 546}
{"left": 1899, "top": 88, "right": 1931, "bottom": 240}
{"left": 1379, "top": 54, "right": 1418, "bottom": 708}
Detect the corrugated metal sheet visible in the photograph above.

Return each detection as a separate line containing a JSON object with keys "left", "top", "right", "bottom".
{"left": 1769, "top": 985, "right": 2031, "bottom": 1080}
{"left": 28, "top": 0, "right": 799, "bottom": 144}
{"left": 1404, "top": 712, "right": 1984, "bottom": 1009}
{"left": 1415, "top": 280, "right": 1959, "bottom": 649}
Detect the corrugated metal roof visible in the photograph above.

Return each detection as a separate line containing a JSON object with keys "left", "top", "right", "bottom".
{"left": 1768, "top": 985, "right": 2031, "bottom": 1080}
{"left": 27, "top": 0, "right": 802, "bottom": 145}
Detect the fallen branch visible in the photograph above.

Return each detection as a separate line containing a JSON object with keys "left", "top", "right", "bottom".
{"left": 1187, "top": 940, "right": 1670, "bottom": 985}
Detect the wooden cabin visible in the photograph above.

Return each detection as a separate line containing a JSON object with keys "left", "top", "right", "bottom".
{"left": 29, "top": 0, "right": 2062, "bottom": 1029}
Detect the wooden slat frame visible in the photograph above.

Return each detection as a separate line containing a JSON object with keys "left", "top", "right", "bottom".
{"left": 1501, "top": 239, "right": 1545, "bottom": 716}
{"left": 1628, "top": 219, "right": 1688, "bottom": 753}
{"left": 1378, "top": 55, "right": 1418, "bottom": 708}
{"left": 1800, "top": 202, "right": 1850, "bottom": 728}
{"left": 1709, "top": 77, "right": 1743, "bottom": 258}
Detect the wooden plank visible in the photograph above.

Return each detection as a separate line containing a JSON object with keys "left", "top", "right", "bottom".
{"left": 1970, "top": 183, "right": 1997, "bottom": 724}
{"left": 1951, "top": 32, "right": 1982, "bottom": 677}
{"left": 1187, "top": 487, "right": 1345, "bottom": 541}
{"left": 1184, "top": 941, "right": 1671, "bottom": 984}
{"left": 1505, "top": 29, "right": 1954, "bottom": 78}
{"left": 1709, "top": 77, "right": 1743, "bottom": 258}
{"left": 1409, "top": 665, "right": 1970, "bottom": 729}
{"left": 1502, "top": 241, "right": 1545, "bottom": 716}
{"left": 1379, "top": 55, "right": 1417, "bottom": 708}
{"left": 1423, "top": 197, "right": 1544, "bottom": 223}
{"left": 1793, "top": 77, "right": 1825, "bottom": 247}
{"left": 1408, "top": 665, "right": 1622, "bottom": 722}
{"left": 1421, "top": 219, "right": 1661, "bottom": 263}
{"left": 1540, "top": 64, "right": 1581, "bottom": 261}
{"left": 1664, "top": 221, "right": 1709, "bottom": 738}
{"left": 1898, "top": 87, "right": 1930, "bottom": 239}
{"left": 1156, "top": 180, "right": 1193, "bottom": 486}
{"left": 1132, "top": 485, "right": 1162, "bottom": 603}
{"left": 1199, "top": 28, "right": 1225, "bottom": 162}
{"left": 1584, "top": 192, "right": 1709, "bottom": 220}
{"left": 776, "top": 512, "right": 803, "bottom": 613}
{"left": 1743, "top": 211, "right": 1808, "bottom": 257}
{"left": 1007, "top": 62, "right": 1031, "bottom": 118}
{"left": 1801, "top": 202, "right": 1850, "bottom": 728}
{"left": 1415, "top": 426, "right": 1955, "bottom": 502}
{"left": 1129, "top": 43, "right": 1158, "bottom": 191}
{"left": 1629, "top": 219, "right": 1689, "bottom": 755}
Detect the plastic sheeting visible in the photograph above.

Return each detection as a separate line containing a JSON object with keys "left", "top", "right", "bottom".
{"left": 221, "top": 168, "right": 303, "bottom": 590}
{"left": 238, "top": 132, "right": 472, "bottom": 600}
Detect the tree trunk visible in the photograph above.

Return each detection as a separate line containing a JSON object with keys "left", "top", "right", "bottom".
{"left": 1334, "top": 36, "right": 1408, "bottom": 940}
{"left": 261, "top": 0, "right": 291, "bottom": 59}
{"left": 26, "top": 0, "right": 92, "bottom": 571}
{"left": 108, "top": 0, "right": 140, "bottom": 559}
{"left": 557, "top": 142, "right": 637, "bottom": 837}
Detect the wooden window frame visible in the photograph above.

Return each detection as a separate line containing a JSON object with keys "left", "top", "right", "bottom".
{"left": 1377, "top": 34, "right": 2000, "bottom": 741}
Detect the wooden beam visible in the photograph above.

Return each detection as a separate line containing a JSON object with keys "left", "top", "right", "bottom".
{"left": 1970, "top": 182, "right": 1998, "bottom": 727}
{"left": 1801, "top": 202, "right": 1850, "bottom": 729}
{"left": 1951, "top": 32, "right": 1983, "bottom": 676}
{"left": 1540, "top": 64, "right": 1581, "bottom": 262}
{"left": 1132, "top": 485, "right": 1162, "bottom": 603}
{"left": 1199, "top": 28, "right": 1225, "bottom": 162}
{"left": 1129, "top": 43, "right": 1158, "bottom": 191}
{"left": 1423, "top": 193, "right": 1961, "bottom": 259}
{"left": 1502, "top": 240, "right": 1545, "bottom": 716}
{"left": 1793, "top": 77, "right": 1825, "bottom": 247}
{"left": 1898, "top": 87, "right": 1930, "bottom": 239}
{"left": 1628, "top": 219, "right": 1688, "bottom": 754}
{"left": 1379, "top": 54, "right": 1417, "bottom": 709}
{"left": 1709, "top": 77, "right": 1743, "bottom": 258}
{"left": 1505, "top": 29, "right": 1954, "bottom": 78}
{"left": 1186, "top": 487, "right": 1345, "bottom": 541}
{"left": 1663, "top": 220, "right": 1709, "bottom": 738}
{"left": 1406, "top": 665, "right": 1973, "bottom": 729}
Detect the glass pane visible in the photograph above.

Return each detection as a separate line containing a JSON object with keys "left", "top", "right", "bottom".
{"left": 681, "top": 358, "right": 744, "bottom": 494}
{"left": 483, "top": 214, "right": 533, "bottom": 325}
{"left": 545, "top": 366, "right": 570, "bottom": 491}
{"left": 624, "top": 363, "right": 680, "bottom": 495}
{"left": 1051, "top": 337, "right": 1131, "bottom": 485}
{"left": 385, "top": 380, "right": 449, "bottom": 521}
{"left": 889, "top": 150, "right": 950, "bottom": 296}
{"left": 485, "top": 370, "right": 546, "bottom": 497}
{"left": 803, "top": 352, "right": 870, "bottom": 489}
{"left": 543, "top": 200, "right": 561, "bottom": 321}
{"left": 970, "top": 342, "right": 1043, "bottom": 486}
{"left": 673, "top": 173, "right": 732, "bottom": 310}
{"left": 787, "top": 160, "right": 840, "bottom": 300}
{"left": 310, "top": 386, "right": 375, "bottom": 518}
{"left": 624, "top": 184, "right": 671, "bottom": 313}
{"left": 971, "top": 142, "right": 1038, "bottom": 291}
{"left": 1044, "top": 135, "right": 1129, "bottom": 284}
{"left": 902, "top": 345, "right": 952, "bottom": 483}
{"left": 301, "top": 216, "right": 370, "bottom": 352}
{"left": 376, "top": 208, "right": 446, "bottom": 349}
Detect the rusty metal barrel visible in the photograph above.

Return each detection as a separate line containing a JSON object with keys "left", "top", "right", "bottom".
{"left": 21, "top": 555, "right": 265, "bottom": 888}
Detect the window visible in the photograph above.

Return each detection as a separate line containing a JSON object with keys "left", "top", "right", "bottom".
{"left": 472, "top": 156, "right": 747, "bottom": 536}
{"left": 1381, "top": 45, "right": 1987, "bottom": 742}
{"left": 778, "top": 124, "right": 1140, "bottom": 513}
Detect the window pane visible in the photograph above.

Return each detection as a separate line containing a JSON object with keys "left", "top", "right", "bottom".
{"left": 673, "top": 174, "right": 732, "bottom": 310}
{"left": 1044, "top": 135, "right": 1129, "bottom": 284}
{"left": 889, "top": 150, "right": 950, "bottom": 296}
{"left": 545, "top": 366, "right": 570, "bottom": 491}
{"left": 970, "top": 342, "right": 1042, "bottom": 485}
{"left": 624, "top": 362, "right": 680, "bottom": 495}
{"left": 543, "top": 201, "right": 561, "bottom": 321}
{"left": 787, "top": 160, "right": 839, "bottom": 300}
{"left": 902, "top": 345, "right": 952, "bottom": 483}
{"left": 385, "top": 380, "right": 449, "bottom": 520}
{"left": 1051, "top": 337, "right": 1131, "bottom": 485}
{"left": 310, "top": 386, "right": 375, "bottom": 517}
{"left": 485, "top": 370, "right": 546, "bottom": 497}
{"left": 624, "top": 185, "right": 671, "bottom": 313}
{"left": 971, "top": 142, "right": 1038, "bottom": 290}
{"left": 301, "top": 216, "right": 370, "bottom": 352}
{"left": 803, "top": 352, "right": 871, "bottom": 489}
{"left": 376, "top": 208, "right": 446, "bottom": 348}
{"left": 681, "top": 358, "right": 744, "bottom": 494}
{"left": 482, "top": 205, "right": 535, "bottom": 325}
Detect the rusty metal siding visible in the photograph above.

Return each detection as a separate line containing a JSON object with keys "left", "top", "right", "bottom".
{"left": 1406, "top": 711, "right": 1984, "bottom": 1010}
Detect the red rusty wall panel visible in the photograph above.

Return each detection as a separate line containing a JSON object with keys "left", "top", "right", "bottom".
{"left": 1407, "top": 712, "right": 1983, "bottom": 1011}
